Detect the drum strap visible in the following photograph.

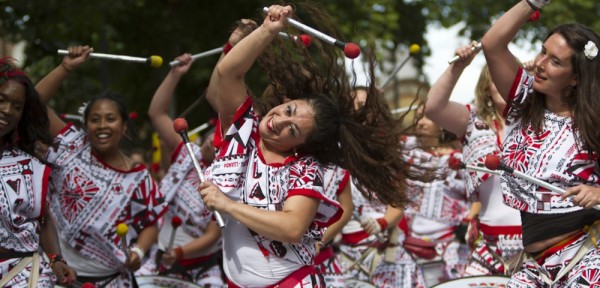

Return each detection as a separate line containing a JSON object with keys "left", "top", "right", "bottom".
{"left": 0, "top": 253, "right": 39, "bottom": 288}
{"left": 527, "top": 221, "right": 600, "bottom": 285}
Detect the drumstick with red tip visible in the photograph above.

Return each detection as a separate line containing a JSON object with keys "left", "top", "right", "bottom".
{"left": 57, "top": 50, "right": 163, "bottom": 68}
{"left": 484, "top": 154, "right": 600, "bottom": 210}
{"left": 448, "top": 156, "right": 500, "bottom": 175}
{"left": 166, "top": 216, "right": 182, "bottom": 253}
{"left": 169, "top": 32, "right": 312, "bottom": 67}
{"left": 173, "top": 118, "right": 225, "bottom": 228}
{"left": 262, "top": 7, "right": 360, "bottom": 59}
{"left": 116, "top": 223, "right": 130, "bottom": 263}
{"left": 81, "top": 282, "right": 95, "bottom": 288}
{"left": 380, "top": 44, "right": 421, "bottom": 89}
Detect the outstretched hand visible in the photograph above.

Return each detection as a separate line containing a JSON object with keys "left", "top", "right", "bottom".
{"left": 562, "top": 184, "right": 600, "bottom": 209}
{"left": 62, "top": 45, "right": 92, "bottom": 72}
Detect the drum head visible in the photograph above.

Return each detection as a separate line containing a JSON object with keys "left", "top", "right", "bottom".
{"left": 136, "top": 275, "right": 202, "bottom": 288}
{"left": 432, "top": 275, "right": 510, "bottom": 288}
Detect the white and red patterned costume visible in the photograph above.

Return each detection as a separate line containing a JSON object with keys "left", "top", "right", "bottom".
{"left": 46, "top": 124, "right": 167, "bottom": 288}
{"left": 339, "top": 178, "right": 428, "bottom": 288}
{"left": 205, "top": 97, "right": 342, "bottom": 287}
{"left": 501, "top": 68, "right": 600, "bottom": 287}
{"left": 314, "top": 165, "right": 349, "bottom": 288}
{"left": 138, "top": 142, "right": 223, "bottom": 287}
{"left": 0, "top": 147, "right": 55, "bottom": 287}
{"left": 401, "top": 135, "right": 470, "bottom": 282}
{"left": 461, "top": 104, "right": 523, "bottom": 276}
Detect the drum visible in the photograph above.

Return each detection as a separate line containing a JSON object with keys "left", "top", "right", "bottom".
{"left": 136, "top": 276, "right": 203, "bottom": 288}
{"left": 418, "top": 258, "right": 445, "bottom": 287}
{"left": 432, "top": 275, "right": 510, "bottom": 288}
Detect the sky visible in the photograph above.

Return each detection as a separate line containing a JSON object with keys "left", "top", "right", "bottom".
{"left": 422, "top": 22, "right": 540, "bottom": 104}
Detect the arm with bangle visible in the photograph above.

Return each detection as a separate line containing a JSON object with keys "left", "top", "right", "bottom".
{"left": 40, "top": 207, "right": 77, "bottom": 285}
{"left": 161, "top": 221, "right": 221, "bottom": 266}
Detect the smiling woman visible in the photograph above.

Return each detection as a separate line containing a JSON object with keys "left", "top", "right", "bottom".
{"left": 0, "top": 58, "right": 78, "bottom": 287}
{"left": 33, "top": 46, "right": 168, "bottom": 287}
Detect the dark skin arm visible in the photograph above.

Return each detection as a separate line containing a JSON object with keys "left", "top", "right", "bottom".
{"left": 40, "top": 207, "right": 77, "bottom": 285}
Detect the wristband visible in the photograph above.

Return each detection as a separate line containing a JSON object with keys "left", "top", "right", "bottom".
{"left": 376, "top": 218, "right": 389, "bottom": 231}
{"left": 130, "top": 246, "right": 145, "bottom": 260}
{"left": 48, "top": 253, "right": 67, "bottom": 267}
{"left": 173, "top": 246, "right": 184, "bottom": 260}
{"left": 223, "top": 42, "right": 233, "bottom": 55}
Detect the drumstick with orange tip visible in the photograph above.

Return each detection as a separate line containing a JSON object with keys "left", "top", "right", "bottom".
{"left": 173, "top": 118, "right": 226, "bottom": 228}
{"left": 262, "top": 7, "right": 360, "bottom": 59}
{"left": 448, "top": 156, "right": 500, "bottom": 176}
{"left": 484, "top": 154, "right": 600, "bottom": 210}
{"left": 116, "top": 223, "right": 130, "bottom": 263}
{"left": 57, "top": 50, "right": 163, "bottom": 68}
{"left": 380, "top": 44, "right": 421, "bottom": 89}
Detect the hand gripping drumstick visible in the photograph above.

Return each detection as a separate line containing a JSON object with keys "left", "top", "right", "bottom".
{"left": 448, "top": 156, "right": 500, "bottom": 176}
{"left": 484, "top": 154, "right": 600, "bottom": 210}
{"left": 262, "top": 7, "right": 361, "bottom": 59}
{"left": 380, "top": 44, "right": 421, "bottom": 89}
{"left": 448, "top": 43, "right": 482, "bottom": 64}
{"left": 173, "top": 118, "right": 226, "bottom": 228}
{"left": 116, "top": 223, "right": 131, "bottom": 263}
{"left": 169, "top": 33, "right": 312, "bottom": 67}
{"left": 156, "top": 216, "right": 183, "bottom": 265}
{"left": 57, "top": 50, "right": 163, "bottom": 68}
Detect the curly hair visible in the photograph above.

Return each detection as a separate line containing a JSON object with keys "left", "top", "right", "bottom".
{"left": 256, "top": 2, "right": 413, "bottom": 208}
{"left": 514, "top": 23, "right": 600, "bottom": 156}
{"left": 0, "top": 58, "right": 53, "bottom": 160}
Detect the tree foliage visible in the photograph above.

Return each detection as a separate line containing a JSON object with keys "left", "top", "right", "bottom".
{"left": 1, "top": 0, "right": 598, "bottom": 150}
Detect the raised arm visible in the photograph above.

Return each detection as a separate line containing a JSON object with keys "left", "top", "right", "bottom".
{"left": 208, "top": 6, "right": 291, "bottom": 132}
{"left": 481, "top": 0, "right": 537, "bottom": 100}
{"left": 35, "top": 45, "right": 92, "bottom": 137}
{"left": 424, "top": 42, "right": 479, "bottom": 138}
{"left": 148, "top": 53, "right": 194, "bottom": 150}
{"left": 205, "top": 19, "right": 257, "bottom": 111}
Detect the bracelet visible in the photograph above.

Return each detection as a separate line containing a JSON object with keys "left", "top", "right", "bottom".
{"left": 173, "top": 246, "right": 184, "bottom": 260}
{"left": 223, "top": 42, "right": 233, "bottom": 55}
{"left": 60, "top": 63, "right": 72, "bottom": 73}
{"left": 48, "top": 253, "right": 67, "bottom": 267}
{"left": 130, "top": 246, "right": 145, "bottom": 260}
{"left": 376, "top": 218, "right": 389, "bottom": 231}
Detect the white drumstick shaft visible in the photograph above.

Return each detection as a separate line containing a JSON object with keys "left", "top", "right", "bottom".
{"left": 169, "top": 47, "right": 224, "bottom": 67}
{"left": 58, "top": 49, "right": 148, "bottom": 63}
{"left": 262, "top": 7, "right": 341, "bottom": 47}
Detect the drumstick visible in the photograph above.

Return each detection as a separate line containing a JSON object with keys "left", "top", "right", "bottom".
{"left": 380, "top": 44, "right": 421, "bottom": 89}
{"left": 166, "top": 216, "right": 182, "bottom": 253}
{"left": 116, "top": 223, "right": 130, "bottom": 263}
{"left": 173, "top": 118, "right": 226, "bottom": 228}
{"left": 391, "top": 106, "right": 418, "bottom": 115}
{"left": 262, "top": 7, "right": 360, "bottom": 59}
{"left": 57, "top": 50, "right": 163, "bottom": 68}
{"left": 169, "top": 32, "right": 312, "bottom": 67}
{"left": 484, "top": 154, "right": 600, "bottom": 210}
{"left": 448, "top": 156, "right": 500, "bottom": 175}
{"left": 448, "top": 43, "right": 482, "bottom": 64}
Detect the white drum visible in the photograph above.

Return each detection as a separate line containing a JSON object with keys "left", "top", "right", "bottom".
{"left": 419, "top": 259, "right": 445, "bottom": 287}
{"left": 136, "top": 276, "right": 203, "bottom": 288}
{"left": 432, "top": 275, "right": 510, "bottom": 288}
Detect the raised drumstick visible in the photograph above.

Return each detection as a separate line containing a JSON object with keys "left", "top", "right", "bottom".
{"left": 173, "top": 118, "right": 226, "bottom": 228}
{"left": 448, "top": 156, "right": 500, "bottom": 175}
{"left": 57, "top": 50, "right": 162, "bottom": 68}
